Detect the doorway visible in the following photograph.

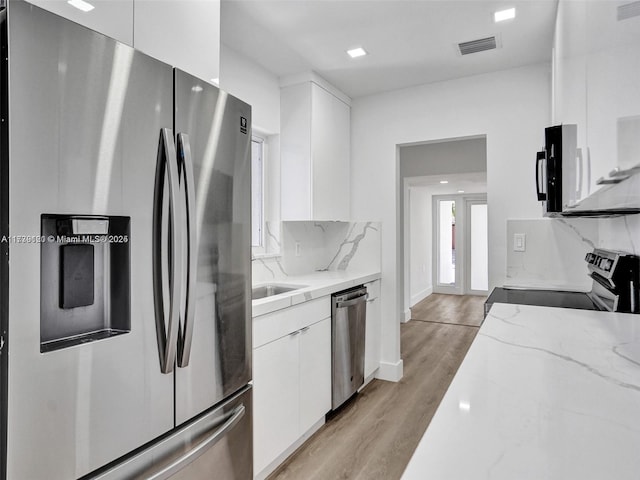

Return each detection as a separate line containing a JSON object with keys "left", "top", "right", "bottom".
{"left": 433, "top": 194, "right": 487, "bottom": 296}
{"left": 399, "top": 135, "right": 487, "bottom": 321}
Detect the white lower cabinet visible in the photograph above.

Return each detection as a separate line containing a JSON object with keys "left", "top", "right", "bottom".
{"left": 299, "top": 319, "right": 331, "bottom": 433}
{"left": 253, "top": 333, "right": 300, "bottom": 476}
{"left": 364, "top": 280, "right": 381, "bottom": 380}
{"left": 253, "top": 300, "right": 331, "bottom": 479}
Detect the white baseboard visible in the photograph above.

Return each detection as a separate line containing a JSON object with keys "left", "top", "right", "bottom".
{"left": 402, "top": 309, "right": 411, "bottom": 323}
{"left": 376, "top": 359, "right": 404, "bottom": 382}
{"left": 411, "top": 287, "right": 433, "bottom": 307}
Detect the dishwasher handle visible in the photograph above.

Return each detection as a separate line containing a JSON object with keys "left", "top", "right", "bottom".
{"left": 335, "top": 293, "right": 368, "bottom": 308}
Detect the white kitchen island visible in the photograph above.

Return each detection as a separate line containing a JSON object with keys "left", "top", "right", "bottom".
{"left": 402, "top": 303, "right": 640, "bottom": 480}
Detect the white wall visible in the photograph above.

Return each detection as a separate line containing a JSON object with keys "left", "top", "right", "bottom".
{"left": 597, "top": 214, "right": 640, "bottom": 255}
{"left": 400, "top": 136, "right": 486, "bottom": 177}
{"left": 506, "top": 215, "right": 640, "bottom": 291}
{"left": 135, "top": 0, "right": 221, "bottom": 82}
{"left": 409, "top": 187, "right": 432, "bottom": 306}
{"left": 252, "top": 221, "right": 381, "bottom": 283}
{"left": 220, "top": 43, "right": 283, "bottom": 256}
{"left": 219, "top": 43, "right": 280, "bottom": 134}
{"left": 506, "top": 218, "right": 597, "bottom": 291}
{"left": 351, "top": 63, "right": 550, "bottom": 380}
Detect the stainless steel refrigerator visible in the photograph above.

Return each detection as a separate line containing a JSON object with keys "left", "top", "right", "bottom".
{"left": 0, "top": 2, "right": 252, "bottom": 479}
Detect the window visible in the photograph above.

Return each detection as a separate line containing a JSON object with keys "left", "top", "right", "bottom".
{"left": 251, "top": 136, "right": 264, "bottom": 248}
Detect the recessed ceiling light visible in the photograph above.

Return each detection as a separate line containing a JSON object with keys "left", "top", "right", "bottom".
{"left": 458, "top": 190, "right": 465, "bottom": 193}
{"left": 347, "top": 47, "right": 367, "bottom": 58}
{"left": 67, "top": 0, "right": 95, "bottom": 12}
{"left": 494, "top": 7, "right": 516, "bottom": 22}
{"left": 440, "top": 180, "right": 449, "bottom": 184}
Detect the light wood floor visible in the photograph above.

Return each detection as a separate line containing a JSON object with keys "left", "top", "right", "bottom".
{"left": 410, "top": 293, "right": 486, "bottom": 327}
{"left": 268, "top": 294, "right": 484, "bottom": 480}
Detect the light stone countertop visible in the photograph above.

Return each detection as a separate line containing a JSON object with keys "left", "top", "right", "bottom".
{"left": 402, "top": 303, "right": 640, "bottom": 480}
{"left": 251, "top": 271, "right": 381, "bottom": 317}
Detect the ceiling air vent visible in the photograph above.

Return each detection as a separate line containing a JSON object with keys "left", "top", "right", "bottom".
{"left": 618, "top": 1, "right": 640, "bottom": 21}
{"left": 458, "top": 36, "right": 497, "bottom": 56}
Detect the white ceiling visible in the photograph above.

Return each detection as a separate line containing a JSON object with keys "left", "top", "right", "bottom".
{"left": 406, "top": 172, "right": 487, "bottom": 195}
{"left": 220, "top": 0, "right": 559, "bottom": 98}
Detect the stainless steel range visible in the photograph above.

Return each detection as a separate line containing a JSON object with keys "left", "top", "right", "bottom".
{"left": 485, "top": 248, "right": 640, "bottom": 316}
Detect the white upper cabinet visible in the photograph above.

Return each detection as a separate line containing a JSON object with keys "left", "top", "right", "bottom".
{"left": 23, "top": 0, "right": 221, "bottom": 82}
{"left": 24, "top": 0, "right": 134, "bottom": 45}
{"left": 281, "top": 80, "right": 351, "bottom": 221}
{"left": 134, "top": 0, "right": 220, "bottom": 82}
{"left": 553, "top": 0, "right": 640, "bottom": 201}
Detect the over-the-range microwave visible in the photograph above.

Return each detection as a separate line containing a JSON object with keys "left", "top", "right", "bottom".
{"left": 535, "top": 124, "right": 640, "bottom": 216}
{"left": 535, "top": 124, "right": 584, "bottom": 215}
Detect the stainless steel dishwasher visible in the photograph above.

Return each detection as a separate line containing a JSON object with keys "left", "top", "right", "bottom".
{"left": 331, "top": 285, "right": 367, "bottom": 410}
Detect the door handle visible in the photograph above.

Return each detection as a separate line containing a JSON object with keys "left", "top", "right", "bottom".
{"left": 335, "top": 294, "right": 368, "bottom": 309}
{"left": 153, "top": 128, "right": 183, "bottom": 374}
{"left": 576, "top": 147, "right": 583, "bottom": 200}
{"left": 177, "top": 133, "right": 198, "bottom": 368}
{"left": 535, "top": 150, "right": 546, "bottom": 201}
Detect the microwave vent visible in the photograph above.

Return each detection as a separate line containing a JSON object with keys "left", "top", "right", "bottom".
{"left": 458, "top": 36, "right": 497, "bottom": 55}
{"left": 618, "top": 1, "right": 640, "bottom": 20}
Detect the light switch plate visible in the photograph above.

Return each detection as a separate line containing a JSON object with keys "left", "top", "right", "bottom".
{"left": 513, "top": 233, "right": 526, "bottom": 252}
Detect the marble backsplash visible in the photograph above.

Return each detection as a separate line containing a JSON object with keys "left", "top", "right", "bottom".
{"left": 506, "top": 215, "right": 640, "bottom": 290}
{"left": 252, "top": 221, "right": 381, "bottom": 283}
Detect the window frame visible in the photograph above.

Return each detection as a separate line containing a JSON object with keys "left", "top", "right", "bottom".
{"left": 251, "top": 135, "right": 265, "bottom": 250}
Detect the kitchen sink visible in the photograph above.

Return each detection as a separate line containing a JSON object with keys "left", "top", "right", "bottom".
{"left": 252, "top": 284, "right": 307, "bottom": 300}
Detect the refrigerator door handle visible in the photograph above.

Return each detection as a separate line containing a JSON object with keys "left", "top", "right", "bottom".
{"left": 145, "top": 404, "right": 246, "bottom": 480}
{"left": 153, "top": 128, "right": 183, "bottom": 374}
{"left": 176, "top": 133, "right": 198, "bottom": 368}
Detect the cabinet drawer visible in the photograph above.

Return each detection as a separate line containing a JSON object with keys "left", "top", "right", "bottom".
{"left": 253, "top": 297, "right": 330, "bottom": 348}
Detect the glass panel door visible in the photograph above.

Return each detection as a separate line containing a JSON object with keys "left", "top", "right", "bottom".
{"left": 467, "top": 201, "right": 488, "bottom": 293}
{"left": 437, "top": 199, "right": 456, "bottom": 286}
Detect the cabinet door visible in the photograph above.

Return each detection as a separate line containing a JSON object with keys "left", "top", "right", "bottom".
{"left": 552, "top": 0, "right": 589, "bottom": 203}
{"left": 280, "top": 83, "right": 313, "bottom": 221}
{"left": 311, "top": 84, "right": 351, "bottom": 220}
{"left": 364, "top": 280, "right": 381, "bottom": 379}
{"left": 134, "top": 0, "right": 220, "bottom": 82}
{"left": 299, "top": 318, "right": 331, "bottom": 433}
{"left": 554, "top": 0, "right": 640, "bottom": 199}
{"left": 253, "top": 334, "right": 300, "bottom": 475}
{"left": 24, "top": 0, "right": 133, "bottom": 45}
{"left": 584, "top": 1, "right": 640, "bottom": 183}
